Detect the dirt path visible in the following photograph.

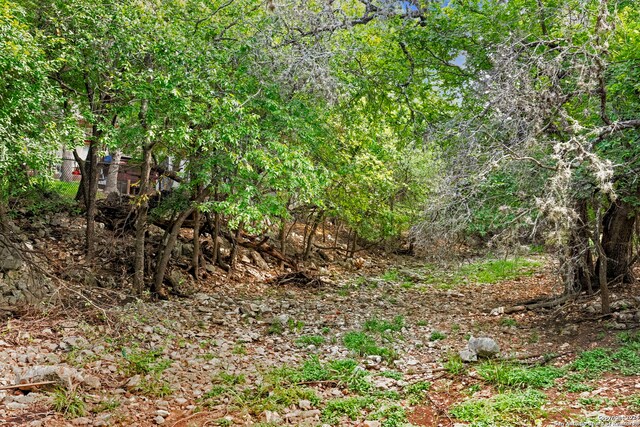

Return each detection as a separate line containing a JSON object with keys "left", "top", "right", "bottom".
{"left": 1, "top": 257, "right": 639, "bottom": 426}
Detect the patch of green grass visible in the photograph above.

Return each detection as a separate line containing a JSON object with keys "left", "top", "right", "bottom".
{"left": 136, "top": 377, "right": 173, "bottom": 397}
{"left": 363, "top": 316, "right": 405, "bottom": 334}
{"left": 296, "top": 334, "right": 326, "bottom": 347}
{"left": 401, "top": 281, "right": 415, "bottom": 289}
{"left": 381, "top": 269, "right": 401, "bottom": 282}
{"left": 287, "top": 318, "right": 304, "bottom": 333}
{"left": 218, "top": 372, "right": 246, "bottom": 386}
{"left": 571, "top": 348, "right": 614, "bottom": 374}
{"left": 476, "top": 362, "right": 565, "bottom": 389}
{"left": 628, "top": 394, "right": 640, "bottom": 411}
{"left": 444, "top": 354, "right": 466, "bottom": 375}
{"left": 322, "top": 396, "right": 376, "bottom": 424}
{"left": 343, "top": 331, "right": 398, "bottom": 362}
{"left": 51, "top": 387, "right": 86, "bottom": 418}
{"left": 561, "top": 373, "right": 594, "bottom": 393}
{"left": 267, "top": 321, "right": 284, "bottom": 335}
{"left": 416, "top": 320, "right": 428, "bottom": 327}
{"left": 459, "top": 258, "right": 541, "bottom": 284}
{"left": 405, "top": 381, "right": 431, "bottom": 405}
{"left": 120, "top": 347, "right": 171, "bottom": 376}
{"left": 378, "top": 370, "right": 403, "bottom": 380}
{"left": 326, "top": 359, "right": 372, "bottom": 394}
{"left": 232, "top": 343, "right": 247, "bottom": 355}
{"left": 91, "top": 398, "right": 120, "bottom": 413}
{"left": 500, "top": 318, "right": 518, "bottom": 327}
{"left": 369, "top": 404, "right": 408, "bottom": 427}
{"left": 450, "top": 389, "right": 547, "bottom": 427}
{"left": 578, "top": 396, "right": 611, "bottom": 409}
{"left": 429, "top": 331, "right": 446, "bottom": 341}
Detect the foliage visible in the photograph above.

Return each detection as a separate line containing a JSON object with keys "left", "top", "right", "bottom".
{"left": 450, "top": 389, "right": 547, "bottom": 427}
{"left": 476, "top": 362, "right": 565, "bottom": 389}
{"left": 51, "top": 387, "right": 86, "bottom": 418}
{"left": 120, "top": 347, "right": 171, "bottom": 376}
{"left": 343, "top": 331, "right": 398, "bottom": 363}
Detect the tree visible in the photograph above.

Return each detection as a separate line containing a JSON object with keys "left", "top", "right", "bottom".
{"left": 0, "top": 1, "right": 60, "bottom": 230}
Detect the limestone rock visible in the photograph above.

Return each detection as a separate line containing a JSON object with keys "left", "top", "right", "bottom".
{"left": 468, "top": 337, "right": 500, "bottom": 358}
{"left": 459, "top": 348, "right": 478, "bottom": 362}
{"left": 15, "top": 366, "right": 84, "bottom": 390}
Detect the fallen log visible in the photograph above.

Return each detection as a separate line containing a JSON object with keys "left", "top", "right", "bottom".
{"left": 269, "top": 271, "right": 325, "bottom": 288}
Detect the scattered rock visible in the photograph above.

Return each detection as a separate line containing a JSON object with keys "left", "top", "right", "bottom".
{"left": 459, "top": 348, "right": 478, "bottom": 362}
{"left": 154, "top": 415, "right": 165, "bottom": 424}
{"left": 124, "top": 375, "right": 141, "bottom": 391}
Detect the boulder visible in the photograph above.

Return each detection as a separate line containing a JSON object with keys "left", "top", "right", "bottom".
{"left": 15, "top": 366, "right": 84, "bottom": 390}
{"left": 468, "top": 337, "right": 500, "bottom": 358}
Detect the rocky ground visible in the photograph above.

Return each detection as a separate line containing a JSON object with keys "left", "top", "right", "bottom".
{"left": 1, "top": 256, "right": 640, "bottom": 427}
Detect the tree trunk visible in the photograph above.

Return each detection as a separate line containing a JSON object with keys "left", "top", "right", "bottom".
{"left": 84, "top": 136, "right": 99, "bottom": 260}
{"left": 279, "top": 217, "right": 286, "bottom": 269}
{"left": 596, "top": 205, "right": 611, "bottom": 314}
{"left": 105, "top": 149, "right": 122, "bottom": 194}
{"left": 192, "top": 204, "right": 201, "bottom": 279}
{"left": 601, "top": 199, "right": 637, "bottom": 284}
{"left": 229, "top": 223, "right": 243, "bottom": 271}
{"left": 303, "top": 210, "right": 323, "bottom": 261}
{"left": 570, "top": 199, "right": 595, "bottom": 294}
{"left": 133, "top": 144, "right": 153, "bottom": 295}
{"left": 152, "top": 189, "right": 209, "bottom": 296}
{"left": 73, "top": 149, "right": 86, "bottom": 204}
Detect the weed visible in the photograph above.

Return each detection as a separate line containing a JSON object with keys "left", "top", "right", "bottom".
{"left": 378, "top": 370, "right": 403, "bottom": 380}
{"left": 476, "top": 362, "right": 564, "bottom": 389}
{"left": 343, "top": 331, "right": 398, "bottom": 362}
{"left": 363, "top": 316, "right": 405, "bottom": 334}
{"left": 562, "top": 373, "right": 594, "bottom": 393}
{"left": 120, "top": 347, "right": 171, "bottom": 376}
{"left": 416, "top": 320, "right": 428, "bottom": 327}
{"left": 232, "top": 343, "right": 247, "bottom": 355}
{"left": 369, "top": 404, "right": 408, "bottom": 427}
{"left": 218, "top": 372, "right": 246, "bottom": 385}
{"left": 618, "top": 331, "right": 640, "bottom": 344}
{"left": 572, "top": 348, "right": 614, "bottom": 374}
{"left": 381, "top": 269, "right": 400, "bottom": 282}
{"left": 578, "top": 396, "right": 610, "bottom": 409}
{"left": 451, "top": 323, "right": 461, "bottom": 333}
{"left": 52, "top": 387, "right": 86, "bottom": 418}
{"left": 429, "top": 331, "right": 446, "bottom": 341}
{"left": 287, "top": 318, "right": 305, "bottom": 333}
{"left": 459, "top": 258, "right": 540, "bottom": 284}
{"left": 450, "top": 389, "right": 547, "bottom": 426}
{"left": 628, "top": 394, "right": 640, "bottom": 411}
{"left": 500, "top": 318, "right": 518, "bottom": 327}
{"left": 136, "top": 377, "right": 173, "bottom": 397}
{"left": 321, "top": 326, "right": 331, "bottom": 334}
{"left": 464, "top": 384, "right": 482, "bottom": 396}
{"left": 296, "top": 335, "right": 325, "bottom": 347}
{"left": 91, "top": 398, "right": 120, "bottom": 413}
{"left": 444, "top": 354, "right": 466, "bottom": 375}
{"left": 528, "top": 332, "right": 540, "bottom": 344}
{"left": 267, "top": 321, "right": 284, "bottom": 335}
{"left": 322, "top": 396, "right": 376, "bottom": 424}
{"left": 405, "top": 381, "right": 431, "bottom": 404}
{"left": 401, "top": 281, "right": 415, "bottom": 289}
